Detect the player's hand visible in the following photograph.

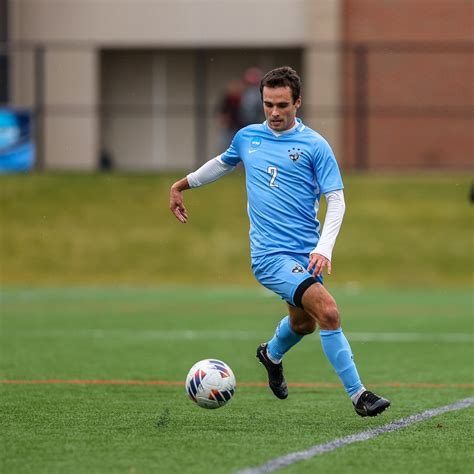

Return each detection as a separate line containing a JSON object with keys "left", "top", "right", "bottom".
{"left": 169, "top": 186, "right": 188, "bottom": 223}
{"left": 307, "top": 253, "right": 332, "bottom": 277}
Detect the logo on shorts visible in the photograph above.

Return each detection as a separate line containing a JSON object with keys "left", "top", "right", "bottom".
{"left": 291, "top": 264, "right": 304, "bottom": 273}
{"left": 288, "top": 147, "right": 301, "bottom": 162}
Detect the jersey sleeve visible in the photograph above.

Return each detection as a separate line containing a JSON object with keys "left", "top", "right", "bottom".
{"left": 313, "top": 137, "right": 344, "bottom": 193}
{"left": 311, "top": 189, "right": 346, "bottom": 260}
{"left": 186, "top": 156, "right": 235, "bottom": 188}
{"left": 220, "top": 131, "right": 242, "bottom": 166}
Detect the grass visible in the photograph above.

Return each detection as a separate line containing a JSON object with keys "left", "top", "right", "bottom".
{"left": 0, "top": 173, "right": 473, "bottom": 472}
{"left": 1, "top": 287, "right": 473, "bottom": 473}
{"left": 0, "top": 172, "right": 472, "bottom": 287}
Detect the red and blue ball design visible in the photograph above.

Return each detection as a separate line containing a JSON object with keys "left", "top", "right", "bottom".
{"left": 185, "top": 359, "right": 236, "bottom": 409}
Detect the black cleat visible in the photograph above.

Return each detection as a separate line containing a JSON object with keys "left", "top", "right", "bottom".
{"left": 354, "top": 390, "right": 391, "bottom": 417}
{"left": 256, "top": 343, "right": 288, "bottom": 400}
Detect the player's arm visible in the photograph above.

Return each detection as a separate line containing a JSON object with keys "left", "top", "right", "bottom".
{"left": 169, "top": 156, "right": 236, "bottom": 223}
{"left": 307, "top": 189, "right": 346, "bottom": 277}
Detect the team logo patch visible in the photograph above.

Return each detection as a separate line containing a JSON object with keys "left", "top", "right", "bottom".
{"left": 251, "top": 137, "right": 262, "bottom": 148}
{"left": 288, "top": 147, "right": 301, "bottom": 162}
{"left": 291, "top": 264, "right": 305, "bottom": 273}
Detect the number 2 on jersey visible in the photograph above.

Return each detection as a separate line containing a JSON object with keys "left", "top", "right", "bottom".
{"left": 267, "top": 166, "right": 279, "bottom": 188}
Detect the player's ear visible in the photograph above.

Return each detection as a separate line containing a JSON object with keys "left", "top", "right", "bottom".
{"left": 295, "top": 97, "right": 302, "bottom": 109}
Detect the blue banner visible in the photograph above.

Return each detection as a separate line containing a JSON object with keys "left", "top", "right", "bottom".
{"left": 0, "top": 108, "right": 35, "bottom": 173}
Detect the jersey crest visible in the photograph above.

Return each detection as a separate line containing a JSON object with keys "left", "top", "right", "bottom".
{"left": 288, "top": 147, "right": 301, "bottom": 162}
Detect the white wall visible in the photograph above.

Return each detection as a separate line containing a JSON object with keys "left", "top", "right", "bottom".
{"left": 11, "top": 0, "right": 307, "bottom": 46}
{"left": 10, "top": 0, "right": 342, "bottom": 170}
{"left": 303, "top": 0, "right": 343, "bottom": 160}
{"left": 101, "top": 50, "right": 196, "bottom": 171}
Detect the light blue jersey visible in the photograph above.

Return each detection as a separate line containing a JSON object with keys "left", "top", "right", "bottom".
{"left": 220, "top": 119, "right": 343, "bottom": 258}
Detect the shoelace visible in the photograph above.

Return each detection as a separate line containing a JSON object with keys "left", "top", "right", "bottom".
{"left": 362, "top": 391, "right": 379, "bottom": 404}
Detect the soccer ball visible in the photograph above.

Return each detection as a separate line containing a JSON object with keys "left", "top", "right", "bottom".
{"left": 185, "top": 359, "right": 236, "bottom": 409}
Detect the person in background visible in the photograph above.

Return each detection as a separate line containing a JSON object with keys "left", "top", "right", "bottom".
{"left": 217, "top": 79, "right": 243, "bottom": 150}
{"left": 239, "top": 67, "right": 265, "bottom": 126}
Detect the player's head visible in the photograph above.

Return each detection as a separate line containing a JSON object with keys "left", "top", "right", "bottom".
{"left": 260, "top": 66, "right": 301, "bottom": 102}
{"left": 260, "top": 66, "right": 302, "bottom": 132}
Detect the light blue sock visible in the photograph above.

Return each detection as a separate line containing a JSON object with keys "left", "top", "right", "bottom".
{"left": 320, "top": 328, "right": 364, "bottom": 398}
{"left": 267, "top": 316, "right": 304, "bottom": 362}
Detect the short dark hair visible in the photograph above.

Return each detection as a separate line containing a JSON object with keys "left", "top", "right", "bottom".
{"left": 260, "top": 66, "right": 301, "bottom": 103}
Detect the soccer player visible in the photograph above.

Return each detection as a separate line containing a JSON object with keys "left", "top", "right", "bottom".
{"left": 169, "top": 66, "right": 390, "bottom": 417}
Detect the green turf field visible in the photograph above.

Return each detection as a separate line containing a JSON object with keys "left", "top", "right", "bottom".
{"left": 1, "top": 287, "right": 473, "bottom": 473}
{"left": 0, "top": 173, "right": 472, "bottom": 287}
{"left": 1, "top": 173, "right": 473, "bottom": 473}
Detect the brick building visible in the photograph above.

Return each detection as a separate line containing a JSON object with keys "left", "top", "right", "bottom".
{"left": 344, "top": 0, "right": 473, "bottom": 169}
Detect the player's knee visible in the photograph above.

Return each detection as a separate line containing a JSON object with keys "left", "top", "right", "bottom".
{"left": 319, "top": 304, "right": 340, "bottom": 330}
{"left": 291, "top": 318, "right": 316, "bottom": 335}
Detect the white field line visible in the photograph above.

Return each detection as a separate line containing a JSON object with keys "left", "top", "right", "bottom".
{"left": 234, "top": 397, "right": 474, "bottom": 474}
{"left": 8, "top": 329, "right": 474, "bottom": 343}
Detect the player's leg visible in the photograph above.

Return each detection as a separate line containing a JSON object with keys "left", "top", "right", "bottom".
{"left": 253, "top": 255, "right": 318, "bottom": 399}
{"left": 266, "top": 310, "right": 315, "bottom": 364}
{"left": 300, "top": 282, "right": 390, "bottom": 416}
{"left": 286, "top": 304, "right": 317, "bottom": 336}
{"left": 300, "top": 282, "right": 364, "bottom": 396}
{"left": 257, "top": 306, "right": 317, "bottom": 399}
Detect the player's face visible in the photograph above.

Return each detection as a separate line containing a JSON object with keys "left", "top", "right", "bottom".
{"left": 262, "top": 86, "right": 301, "bottom": 132}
